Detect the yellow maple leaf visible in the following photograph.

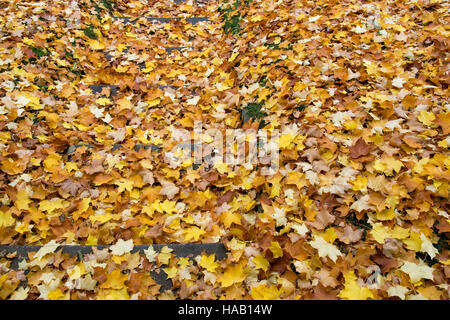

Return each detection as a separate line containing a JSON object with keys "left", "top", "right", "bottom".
{"left": 95, "top": 97, "right": 112, "bottom": 106}
{"left": 89, "top": 212, "right": 112, "bottom": 224}
{"left": 268, "top": 174, "right": 282, "bottom": 198}
{"left": 114, "top": 179, "right": 134, "bottom": 193}
{"left": 338, "top": 272, "right": 375, "bottom": 300}
{"left": 220, "top": 211, "right": 242, "bottom": 228}
{"left": 269, "top": 241, "right": 283, "bottom": 258}
{"left": 373, "top": 157, "right": 403, "bottom": 176}
{"left": 0, "top": 274, "right": 7, "bottom": 287}
{"left": 250, "top": 284, "right": 282, "bottom": 300}
{"left": 214, "top": 162, "right": 229, "bottom": 174}
{"left": 115, "top": 65, "right": 129, "bottom": 73}
{"left": 352, "top": 175, "right": 368, "bottom": 191}
{"left": 100, "top": 270, "right": 128, "bottom": 290}
{"left": 183, "top": 226, "right": 206, "bottom": 241}
{"left": 370, "top": 222, "right": 390, "bottom": 244}
{"left": 219, "top": 264, "right": 246, "bottom": 287}
{"left": 403, "top": 231, "right": 422, "bottom": 251}
{"left": 158, "top": 200, "right": 178, "bottom": 214}
{"left": 252, "top": 255, "right": 270, "bottom": 271}
{"left": 0, "top": 210, "right": 15, "bottom": 227}
{"left": 178, "top": 257, "right": 190, "bottom": 269}
{"left": 158, "top": 246, "right": 173, "bottom": 265}
{"left": 48, "top": 289, "right": 69, "bottom": 300}
{"left": 68, "top": 263, "right": 87, "bottom": 281}
{"left": 163, "top": 266, "right": 178, "bottom": 279}
{"left": 285, "top": 172, "right": 307, "bottom": 190}
{"left": 400, "top": 261, "right": 434, "bottom": 283}
{"left": 386, "top": 158, "right": 403, "bottom": 174}
{"left": 147, "top": 98, "right": 161, "bottom": 108}
{"left": 418, "top": 111, "right": 436, "bottom": 126}
{"left": 279, "top": 133, "right": 296, "bottom": 149}
{"left": 310, "top": 235, "right": 342, "bottom": 262}
{"left": 86, "top": 234, "right": 98, "bottom": 245}
{"left": 323, "top": 227, "right": 338, "bottom": 243}
{"left": 97, "top": 288, "right": 130, "bottom": 300}
{"left": 199, "top": 254, "right": 219, "bottom": 273}
{"left": 1, "top": 158, "right": 26, "bottom": 175}
{"left": 88, "top": 39, "right": 105, "bottom": 50}
{"left": 38, "top": 198, "right": 66, "bottom": 214}
{"left": 390, "top": 226, "right": 410, "bottom": 240}
{"left": 43, "top": 153, "right": 62, "bottom": 172}
{"left": 376, "top": 208, "right": 396, "bottom": 220}
{"left": 228, "top": 51, "right": 239, "bottom": 62}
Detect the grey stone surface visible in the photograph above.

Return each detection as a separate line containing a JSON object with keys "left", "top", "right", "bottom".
{"left": 133, "top": 144, "right": 162, "bottom": 152}
{"left": 66, "top": 143, "right": 94, "bottom": 154}
{"left": 113, "top": 16, "right": 209, "bottom": 25}
{"left": 165, "top": 46, "right": 191, "bottom": 53}
{"left": 0, "top": 243, "right": 226, "bottom": 260}
{"left": 0, "top": 243, "right": 226, "bottom": 291}
{"left": 88, "top": 84, "right": 181, "bottom": 97}
{"left": 88, "top": 84, "right": 119, "bottom": 96}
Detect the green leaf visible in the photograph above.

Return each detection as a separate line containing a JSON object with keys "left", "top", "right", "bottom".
{"left": 241, "top": 102, "right": 267, "bottom": 123}
{"left": 31, "top": 46, "right": 50, "bottom": 58}
{"left": 83, "top": 24, "right": 98, "bottom": 40}
{"left": 297, "top": 104, "right": 308, "bottom": 112}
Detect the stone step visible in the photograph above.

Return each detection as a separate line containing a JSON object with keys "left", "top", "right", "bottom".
{"left": 104, "top": 46, "right": 192, "bottom": 62}
{"left": 65, "top": 142, "right": 203, "bottom": 155}
{"left": 0, "top": 243, "right": 226, "bottom": 291}
{"left": 112, "top": 16, "right": 209, "bottom": 25}
{"left": 64, "top": 143, "right": 162, "bottom": 154}
{"left": 88, "top": 84, "right": 180, "bottom": 95}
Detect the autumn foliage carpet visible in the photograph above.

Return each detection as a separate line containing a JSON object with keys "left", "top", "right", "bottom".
{"left": 0, "top": 0, "right": 449, "bottom": 300}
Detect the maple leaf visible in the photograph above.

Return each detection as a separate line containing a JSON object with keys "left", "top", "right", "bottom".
{"left": 417, "top": 111, "right": 436, "bottom": 126}
{"left": 157, "top": 246, "right": 173, "bottom": 265}
{"left": 348, "top": 138, "right": 371, "bottom": 158}
{"left": 250, "top": 284, "right": 281, "bottom": 300}
{"left": 338, "top": 272, "right": 375, "bottom": 300}
{"left": 114, "top": 179, "right": 134, "bottom": 193}
{"left": 183, "top": 226, "right": 206, "bottom": 241}
{"left": 143, "top": 246, "right": 158, "bottom": 263}
{"left": 220, "top": 211, "right": 242, "bottom": 228}
{"left": 199, "top": 254, "right": 219, "bottom": 273}
{"left": 163, "top": 266, "right": 178, "bottom": 279}
{"left": 100, "top": 269, "right": 129, "bottom": 290}
{"left": 350, "top": 195, "right": 371, "bottom": 212}
{"left": 0, "top": 210, "right": 15, "bottom": 227}
{"left": 110, "top": 239, "right": 134, "bottom": 256}
{"left": 400, "top": 261, "right": 435, "bottom": 283}
{"left": 268, "top": 241, "right": 283, "bottom": 258}
{"left": 310, "top": 235, "right": 342, "bottom": 263}
{"left": 186, "top": 96, "right": 200, "bottom": 106}
{"left": 34, "top": 240, "right": 59, "bottom": 261}
{"left": 77, "top": 274, "right": 97, "bottom": 291}
{"left": 48, "top": 289, "right": 69, "bottom": 300}
{"left": 387, "top": 286, "right": 409, "bottom": 300}
{"left": 15, "top": 189, "right": 31, "bottom": 211}
{"left": 219, "top": 264, "right": 246, "bottom": 287}
{"left": 252, "top": 255, "right": 270, "bottom": 272}
{"left": 392, "top": 76, "right": 406, "bottom": 88}
{"left": 159, "top": 180, "right": 179, "bottom": 199}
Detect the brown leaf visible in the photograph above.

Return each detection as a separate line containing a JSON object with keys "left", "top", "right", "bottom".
{"left": 349, "top": 138, "right": 371, "bottom": 158}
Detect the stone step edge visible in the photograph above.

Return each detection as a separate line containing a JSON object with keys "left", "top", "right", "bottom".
{"left": 112, "top": 17, "right": 210, "bottom": 24}
{"left": 87, "top": 84, "right": 194, "bottom": 96}
{"left": 0, "top": 243, "right": 226, "bottom": 260}
{"left": 104, "top": 46, "right": 193, "bottom": 61}
{"left": 0, "top": 243, "right": 226, "bottom": 291}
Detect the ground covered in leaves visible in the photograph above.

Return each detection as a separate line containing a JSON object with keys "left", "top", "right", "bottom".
{"left": 0, "top": 0, "right": 449, "bottom": 300}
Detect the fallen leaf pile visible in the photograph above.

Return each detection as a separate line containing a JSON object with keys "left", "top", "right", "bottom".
{"left": 0, "top": 0, "right": 449, "bottom": 300}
